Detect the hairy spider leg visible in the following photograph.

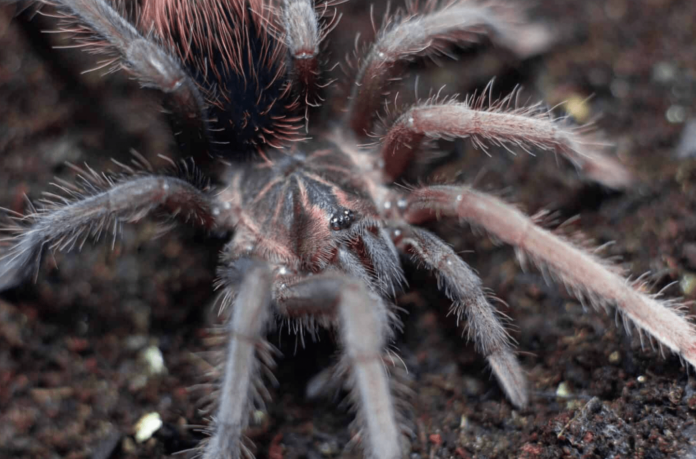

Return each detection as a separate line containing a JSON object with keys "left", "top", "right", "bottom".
{"left": 380, "top": 98, "right": 632, "bottom": 188}
{"left": 204, "top": 257, "right": 405, "bottom": 459}
{"left": 406, "top": 185, "right": 696, "bottom": 370}
{"left": 282, "top": 0, "right": 321, "bottom": 100}
{"left": 394, "top": 225, "right": 528, "bottom": 408}
{"left": 345, "top": 0, "right": 553, "bottom": 138}
{"left": 0, "top": 172, "right": 216, "bottom": 290}
{"left": 202, "top": 263, "right": 275, "bottom": 459}
{"left": 274, "top": 274, "right": 402, "bottom": 459}
{"left": 43, "top": 0, "right": 211, "bottom": 155}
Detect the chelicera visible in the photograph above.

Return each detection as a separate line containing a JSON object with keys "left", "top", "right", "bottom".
{"left": 2, "top": 1, "right": 695, "bottom": 458}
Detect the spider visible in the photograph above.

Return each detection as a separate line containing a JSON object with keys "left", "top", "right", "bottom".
{"left": 1, "top": 0, "right": 695, "bottom": 458}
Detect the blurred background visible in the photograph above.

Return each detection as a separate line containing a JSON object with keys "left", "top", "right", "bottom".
{"left": 1, "top": 0, "right": 696, "bottom": 457}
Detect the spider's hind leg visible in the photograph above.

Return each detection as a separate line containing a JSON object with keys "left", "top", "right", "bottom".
{"left": 394, "top": 225, "right": 528, "bottom": 408}
{"left": 282, "top": 0, "right": 321, "bottom": 100}
{"left": 345, "top": 0, "right": 553, "bottom": 138}
{"left": 31, "top": 0, "right": 210, "bottom": 155}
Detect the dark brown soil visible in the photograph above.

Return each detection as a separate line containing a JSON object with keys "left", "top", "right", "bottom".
{"left": 1, "top": 1, "right": 696, "bottom": 458}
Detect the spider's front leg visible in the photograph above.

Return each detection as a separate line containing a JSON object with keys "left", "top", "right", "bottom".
{"left": 405, "top": 185, "right": 696, "bottom": 369}
{"left": 207, "top": 266, "right": 403, "bottom": 459}
{"left": 275, "top": 274, "right": 403, "bottom": 459}
{"left": 0, "top": 169, "right": 219, "bottom": 290}
{"left": 393, "top": 225, "right": 527, "bottom": 408}
{"left": 203, "top": 262, "right": 275, "bottom": 459}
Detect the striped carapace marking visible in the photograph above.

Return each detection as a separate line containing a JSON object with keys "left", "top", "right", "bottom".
{"left": 227, "top": 143, "right": 380, "bottom": 267}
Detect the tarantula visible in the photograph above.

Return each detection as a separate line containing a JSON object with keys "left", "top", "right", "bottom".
{"left": 2, "top": 0, "right": 696, "bottom": 458}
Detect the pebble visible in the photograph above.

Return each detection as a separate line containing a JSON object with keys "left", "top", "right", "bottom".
{"left": 252, "top": 410, "right": 267, "bottom": 426}
{"left": 460, "top": 415, "right": 469, "bottom": 430}
{"left": 556, "top": 382, "right": 572, "bottom": 398}
{"left": 564, "top": 95, "right": 591, "bottom": 123}
{"left": 666, "top": 105, "right": 687, "bottom": 124}
{"left": 608, "top": 351, "right": 621, "bottom": 364}
{"left": 134, "top": 412, "right": 162, "bottom": 443}
{"left": 30, "top": 387, "right": 74, "bottom": 405}
{"left": 139, "top": 345, "right": 167, "bottom": 376}
{"left": 680, "top": 273, "right": 696, "bottom": 296}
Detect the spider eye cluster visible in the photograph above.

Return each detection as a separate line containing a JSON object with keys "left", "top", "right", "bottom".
{"left": 330, "top": 208, "right": 355, "bottom": 231}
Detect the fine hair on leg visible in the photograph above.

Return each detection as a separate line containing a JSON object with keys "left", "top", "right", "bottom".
{"left": 282, "top": 0, "right": 320, "bottom": 95}
{"left": 202, "top": 262, "right": 275, "bottom": 459}
{"left": 0, "top": 166, "right": 216, "bottom": 290}
{"left": 30, "top": 0, "right": 211, "bottom": 154}
{"left": 379, "top": 91, "right": 632, "bottom": 187}
{"left": 406, "top": 185, "right": 696, "bottom": 369}
{"left": 345, "top": 0, "right": 553, "bottom": 137}
{"left": 394, "top": 225, "right": 527, "bottom": 407}
{"left": 275, "top": 274, "right": 403, "bottom": 459}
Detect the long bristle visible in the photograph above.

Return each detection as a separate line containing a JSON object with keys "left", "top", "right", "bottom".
{"left": 139, "top": 0, "right": 304, "bottom": 152}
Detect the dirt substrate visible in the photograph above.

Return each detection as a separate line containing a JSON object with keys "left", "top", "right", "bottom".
{"left": 1, "top": 0, "right": 696, "bottom": 458}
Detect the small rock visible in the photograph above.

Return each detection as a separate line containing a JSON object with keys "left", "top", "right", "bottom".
{"left": 608, "top": 351, "right": 621, "bottom": 364}
{"left": 460, "top": 415, "right": 469, "bottom": 429}
{"left": 129, "top": 374, "right": 149, "bottom": 391}
{"left": 124, "top": 335, "right": 148, "bottom": 351}
{"left": 429, "top": 433, "right": 443, "bottom": 446}
{"left": 134, "top": 412, "right": 163, "bottom": 443}
{"left": 139, "top": 345, "right": 167, "bottom": 376}
{"left": 252, "top": 410, "right": 267, "bottom": 426}
{"left": 681, "top": 273, "right": 696, "bottom": 296}
{"left": 668, "top": 386, "right": 684, "bottom": 405}
{"left": 667, "top": 105, "right": 687, "bottom": 124}
{"left": 563, "top": 95, "right": 591, "bottom": 123}
{"left": 556, "top": 381, "right": 572, "bottom": 398}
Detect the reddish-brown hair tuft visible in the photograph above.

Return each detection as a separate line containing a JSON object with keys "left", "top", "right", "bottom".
{"left": 139, "top": 0, "right": 303, "bottom": 151}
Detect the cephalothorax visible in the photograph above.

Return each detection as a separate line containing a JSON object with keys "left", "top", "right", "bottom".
{"left": 2, "top": 1, "right": 695, "bottom": 458}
